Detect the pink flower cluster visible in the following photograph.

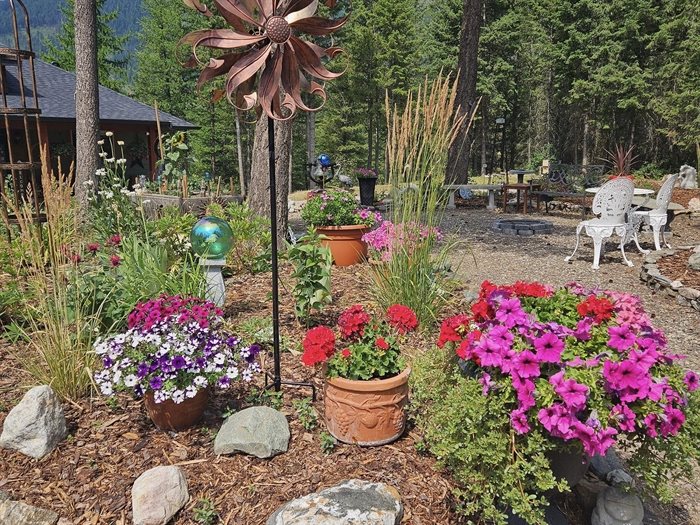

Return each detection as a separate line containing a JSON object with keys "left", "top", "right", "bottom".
{"left": 362, "top": 220, "right": 443, "bottom": 261}
{"left": 127, "top": 295, "right": 223, "bottom": 331}
{"left": 438, "top": 281, "right": 698, "bottom": 457}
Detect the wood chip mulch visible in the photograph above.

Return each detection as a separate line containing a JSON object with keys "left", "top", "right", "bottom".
{"left": 657, "top": 249, "right": 700, "bottom": 288}
{"left": 0, "top": 265, "right": 464, "bottom": 525}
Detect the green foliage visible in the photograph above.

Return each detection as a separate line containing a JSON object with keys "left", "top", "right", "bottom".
{"left": 246, "top": 387, "right": 284, "bottom": 411}
{"left": 157, "top": 132, "right": 196, "bottom": 194}
{"left": 292, "top": 398, "right": 318, "bottom": 431}
{"left": 192, "top": 498, "right": 218, "bottom": 525}
{"left": 70, "top": 236, "right": 205, "bottom": 332}
{"left": 146, "top": 207, "right": 198, "bottom": 263}
{"left": 411, "top": 347, "right": 566, "bottom": 524}
{"left": 235, "top": 316, "right": 274, "bottom": 347}
{"left": 41, "top": 0, "right": 129, "bottom": 91}
{"left": 301, "top": 189, "right": 369, "bottom": 227}
{"left": 319, "top": 431, "right": 337, "bottom": 455}
{"left": 287, "top": 229, "right": 333, "bottom": 323}
{"left": 206, "top": 202, "right": 272, "bottom": 275}
{"left": 634, "top": 163, "right": 667, "bottom": 180}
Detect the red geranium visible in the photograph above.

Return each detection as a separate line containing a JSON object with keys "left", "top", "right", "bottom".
{"left": 375, "top": 337, "right": 390, "bottom": 350}
{"left": 510, "top": 281, "right": 552, "bottom": 298}
{"left": 577, "top": 295, "right": 614, "bottom": 323}
{"left": 386, "top": 304, "right": 418, "bottom": 334}
{"left": 341, "top": 348, "right": 351, "bottom": 358}
{"left": 338, "top": 304, "right": 371, "bottom": 339}
{"left": 302, "top": 326, "right": 336, "bottom": 366}
{"left": 437, "top": 314, "right": 470, "bottom": 348}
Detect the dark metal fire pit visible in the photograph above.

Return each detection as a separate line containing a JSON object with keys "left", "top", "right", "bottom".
{"left": 492, "top": 219, "right": 553, "bottom": 236}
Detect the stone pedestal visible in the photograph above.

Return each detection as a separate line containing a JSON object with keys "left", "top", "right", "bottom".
{"left": 200, "top": 258, "right": 226, "bottom": 307}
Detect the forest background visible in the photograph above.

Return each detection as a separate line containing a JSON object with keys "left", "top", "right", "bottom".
{"left": 2, "top": 0, "right": 698, "bottom": 189}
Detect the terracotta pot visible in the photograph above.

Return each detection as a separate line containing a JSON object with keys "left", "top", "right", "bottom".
{"left": 144, "top": 388, "right": 209, "bottom": 431}
{"left": 316, "top": 224, "right": 369, "bottom": 266}
{"left": 323, "top": 367, "right": 410, "bottom": 446}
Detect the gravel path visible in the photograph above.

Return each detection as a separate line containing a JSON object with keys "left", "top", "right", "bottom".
{"left": 443, "top": 207, "right": 700, "bottom": 524}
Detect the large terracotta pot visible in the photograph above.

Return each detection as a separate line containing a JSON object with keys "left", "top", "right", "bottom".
{"left": 144, "top": 388, "right": 209, "bottom": 431}
{"left": 316, "top": 224, "right": 369, "bottom": 266}
{"left": 323, "top": 367, "right": 410, "bottom": 446}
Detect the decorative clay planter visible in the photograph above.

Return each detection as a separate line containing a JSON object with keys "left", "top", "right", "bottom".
{"left": 316, "top": 224, "right": 369, "bottom": 266}
{"left": 323, "top": 367, "right": 410, "bottom": 446}
{"left": 144, "top": 388, "right": 209, "bottom": 431}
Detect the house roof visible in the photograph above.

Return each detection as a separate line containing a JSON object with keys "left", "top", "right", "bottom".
{"left": 2, "top": 58, "right": 196, "bottom": 130}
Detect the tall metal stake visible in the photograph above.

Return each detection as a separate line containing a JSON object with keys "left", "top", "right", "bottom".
{"left": 266, "top": 116, "right": 315, "bottom": 399}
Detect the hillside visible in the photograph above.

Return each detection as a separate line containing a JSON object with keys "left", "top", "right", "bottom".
{"left": 0, "top": 0, "right": 142, "bottom": 54}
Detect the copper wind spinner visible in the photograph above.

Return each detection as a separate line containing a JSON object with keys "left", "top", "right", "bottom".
{"left": 181, "top": 0, "right": 347, "bottom": 120}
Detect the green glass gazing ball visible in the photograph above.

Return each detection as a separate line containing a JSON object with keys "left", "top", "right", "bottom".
{"left": 190, "top": 216, "right": 234, "bottom": 259}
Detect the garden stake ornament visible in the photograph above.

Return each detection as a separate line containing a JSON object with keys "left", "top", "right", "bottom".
{"left": 182, "top": 0, "right": 348, "bottom": 394}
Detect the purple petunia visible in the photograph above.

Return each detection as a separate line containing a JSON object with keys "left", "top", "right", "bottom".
{"left": 514, "top": 351, "right": 540, "bottom": 379}
{"left": 608, "top": 325, "right": 636, "bottom": 352}
{"left": 495, "top": 298, "right": 528, "bottom": 328}
{"left": 533, "top": 332, "right": 564, "bottom": 363}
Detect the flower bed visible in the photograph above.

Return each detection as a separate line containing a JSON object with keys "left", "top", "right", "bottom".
{"left": 640, "top": 248, "right": 700, "bottom": 312}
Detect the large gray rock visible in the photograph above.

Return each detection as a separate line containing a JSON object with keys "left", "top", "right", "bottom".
{"left": 592, "top": 486, "right": 644, "bottom": 525}
{"left": 132, "top": 466, "right": 189, "bottom": 525}
{"left": 0, "top": 500, "right": 59, "bottom": 525}
{"left": 267, "top": 479, "right": 403, "bottom": 525}
{"left": 0, "top": 386, "right": 67, "bottom": 459}
{"left": 689, "top": 252, "right": 700, "bottom": 271}
{"left": 214, "top": 406, "right": 290, "bottom": 459}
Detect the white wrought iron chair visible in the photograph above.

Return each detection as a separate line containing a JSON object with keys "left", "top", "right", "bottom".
{"left": 632, "top": 174, "right": 678, "bottom": 253}
{"left": 565, "top": 178, "right": 635, "bottom": 270}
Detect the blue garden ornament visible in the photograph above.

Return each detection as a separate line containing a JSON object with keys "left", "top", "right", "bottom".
{"left": 318, "top": 153, "right": 333, "bottom": 168}
{"left": 190, "top": 217, "right": 234, "bottom": 306}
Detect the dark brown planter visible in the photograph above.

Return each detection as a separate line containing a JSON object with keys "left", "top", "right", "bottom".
{"left": 316, "top": 224, "right": 369, "bottom": 267}
{"left": 547, "top": 445, "right": 590, "bottom": 488}
{"left": 144, "top": 388, "right": 209, "bottom": 431}
{"left": 323, "top": 367, "right": 410, "bottom": 446}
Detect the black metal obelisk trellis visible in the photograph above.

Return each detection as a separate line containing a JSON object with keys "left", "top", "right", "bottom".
{"left": 181, "top": 0, "right": 347, "bottom": 399}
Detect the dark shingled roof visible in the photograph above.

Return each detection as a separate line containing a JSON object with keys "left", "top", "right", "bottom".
{"left": 2, "top": 58, "right": 195, "bottom": 130}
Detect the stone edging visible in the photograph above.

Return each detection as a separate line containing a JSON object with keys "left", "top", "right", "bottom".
{"left": 639, "top": 247, "right": 700, "bottom": 312}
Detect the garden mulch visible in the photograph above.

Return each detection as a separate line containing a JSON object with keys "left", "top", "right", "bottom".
{"left": 657, "top": 249, "right": 700, "bottom": 288}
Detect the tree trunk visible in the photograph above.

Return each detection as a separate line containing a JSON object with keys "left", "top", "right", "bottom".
{"left": 480, "top": 105, "right": 487, "bottom": 178}
{"left": 447, "top": 0, "right": 483, "bottom": 184}
{"left": 74, "top": 0, "right": 100, "bottom": 211}
{"left": 249, "top": 117, "right": 292, "bottom": 248}
{"left": 306, "top": 110, "right": 316, "bottom": 189}
{"left": 582, "top": 114, "right": 589, "bottom": 166}
{"left": 235, "top": 110, "right": 246, "bottom": 198}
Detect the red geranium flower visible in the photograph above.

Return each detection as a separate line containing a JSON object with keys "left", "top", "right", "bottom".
{"left": 577, "top": 296, "right": 614, "bottom": 323}
{"left": 341, "top": 348, "right": 351, "bottom": 359}
{"left": 375, "top": 337, "right": 390, "bottom": 350}
{"left": 437, "top": 314, "right": 470, "bottom": 348}
{"left": 386, "top": 304, "right": 418, "bottom": 334}
{"left": 338, "top": 304, "right": 371, "bottom": 339}
{"left": 302, "top": 326, "right": 336, "bottom": 366}
{"left": 510, "top": 281, "right": 552, "bottom": 298}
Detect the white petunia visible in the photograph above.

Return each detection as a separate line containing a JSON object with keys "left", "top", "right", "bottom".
{"left": 124, "top": 374, "right": 138, "bottom": 387}
{"left": 172, "top": 390, "right": 185, "bottom": 404}
{"left": 185, "top": 386, "right": 198, "bottom": 398}
{"left": 100, "top": 383, "right": 113, "bottom": 396}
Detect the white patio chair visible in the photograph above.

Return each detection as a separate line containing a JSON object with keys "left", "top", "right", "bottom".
{"left": 565, "top": 178, "right": 635, "bottom": 270}
{"left": 632, "top": 174, "right": 678, "bottom": 253}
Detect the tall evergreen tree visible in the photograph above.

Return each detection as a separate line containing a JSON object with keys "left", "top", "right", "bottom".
{"left": 42, "top": 0, "right": 129, "bottom": 92}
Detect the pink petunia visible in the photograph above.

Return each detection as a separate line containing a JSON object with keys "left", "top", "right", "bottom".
{"left": 510, "top": 409, "right": 531, "bottom": 434}
{"left": 513, "top": 375, "right": 536, "bottom": 410}
{"left": 660, "top": 406, "right": 685, "bottom": 437}
{"left": 533, "top": 332, "right": 564, "bottom": 363}
{"left": 554, "top": 378, "right": 589, "bottom": 410}
{"left": 608, "top": 325, "right": 636, "bottom": 352}
{"left": 514, "top": 351, "right": 540, "bottom": 378}
{"left": 684, "top": 371, "right": 699, "bottom": 392}
{"left": 475, "top": 339, "right": 504, "bottom": 367}
{"left": 611, "top": 404, "right": 636, "bottom": 432}
{"left": 495, "top": 298, "right": 527, "bottom": 328}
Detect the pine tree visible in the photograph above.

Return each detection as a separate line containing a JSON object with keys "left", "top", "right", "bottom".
{"left": 42, "top": 0, "right": 129, "bottom": 92}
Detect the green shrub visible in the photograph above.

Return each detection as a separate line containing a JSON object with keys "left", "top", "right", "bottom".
{"left": 410, "top": 347, "right": 565, "bottom": 524}
{"left": 287, "top": 228, "right": 332, "bottom": 324}
{"left": 147, "top": 206, "right": 197, "bottom": 263}
{"left": 634, "top": 162, "right": 668, "bottom": 180}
